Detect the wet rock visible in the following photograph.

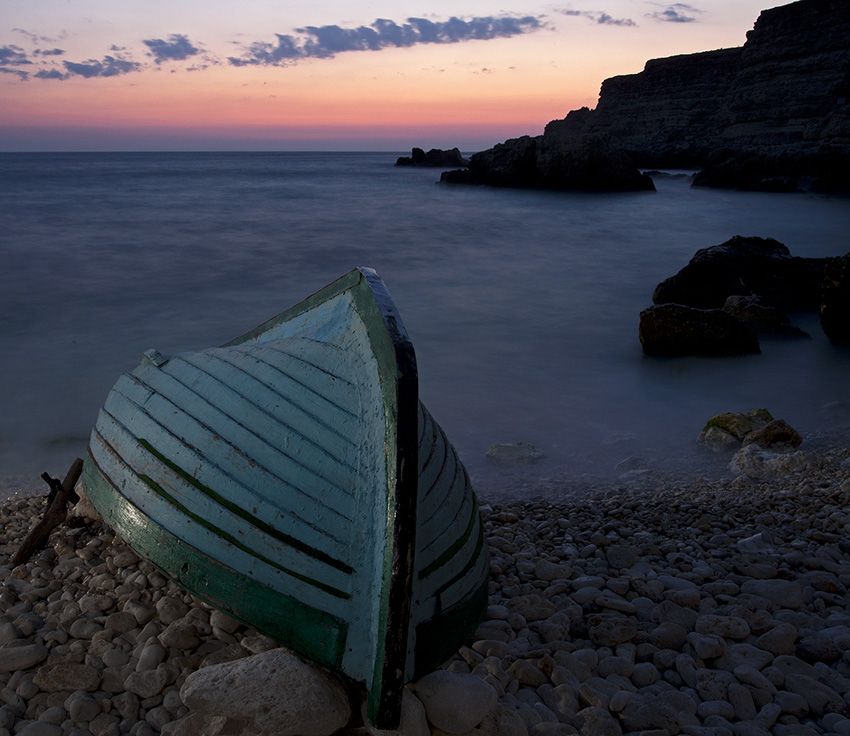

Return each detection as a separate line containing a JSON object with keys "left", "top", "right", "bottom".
{"left": 699, "top": 408, "right": 774, "bottom": 450}
{"left": 639, "top": 304, "right": 760, "bottom": 357}
{"left": 652, "top": 236, "right": 827, "bottom": 310}
{"left": 743, "top": 419, "right": 802, "bottom": 450}
{"left": 722, "top": 296, "right": 808, "bottom": 337}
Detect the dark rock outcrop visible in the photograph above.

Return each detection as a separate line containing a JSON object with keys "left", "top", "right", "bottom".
{"left": 546, "top": 48, "right": 743, "bottom": 168}
{"left": 722, "top": 295, "right": 809, "bottom": 338}
{"left": 396, "top": 147, "right": 469, "bottom": 168}
{"left": 541, "top": 0, "right": 850, "bottom": 192}
{"left": 652, "top": 236, "right": 828, "bottom": 310}
{"left": 820, "top": 253, "right": 850, "bottom": 344}
{"left": 440, "top": 133, "right": 654, "bottom": 192}
{"left": 639, "top": 304, "right": 760, "bottom": 357}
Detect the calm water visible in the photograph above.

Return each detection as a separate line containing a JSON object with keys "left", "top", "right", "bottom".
{"left": 1, "top": 152, "right": 849, "bottom": 496}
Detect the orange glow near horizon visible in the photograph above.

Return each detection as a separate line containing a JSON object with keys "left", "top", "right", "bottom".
{"left": 3, "top": 49, "right": 588, "bottom": 138}
{"left": 0, "top": 0, "right": 771, "bottom": 150}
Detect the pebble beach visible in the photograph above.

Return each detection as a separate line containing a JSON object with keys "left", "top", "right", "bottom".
{"left": 0, "top": 437, "right": 849, "bottom": 736}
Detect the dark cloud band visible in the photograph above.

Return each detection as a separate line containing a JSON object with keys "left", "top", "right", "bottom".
{"left": 228, "top": 14, "right": 544, "bottom": 67}
{"left": 648, "top": 3, "right": 702, "bottom": 23}
{"left": 4, "top": 12, "right": 543, "bottom": 81}
{"left": 560, "top": 9, "right": 637, "bottom": 27}
{"left": 63, "top": 55, "right": 141, "bottom": 78}
{"left": 143, "top": 34, "right": 200, "bottom": 64}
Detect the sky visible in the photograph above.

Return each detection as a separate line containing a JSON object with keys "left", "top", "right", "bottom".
{"left": 1, "top": 0, "right": 778, "bottom": 151}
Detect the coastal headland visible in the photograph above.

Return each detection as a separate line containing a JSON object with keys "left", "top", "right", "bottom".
{"left": 441, "top": 0, "right": 850, "bottom": 193}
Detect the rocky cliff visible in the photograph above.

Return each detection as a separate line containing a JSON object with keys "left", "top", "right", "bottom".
{"left": 467, "top": 0, "right": 850, "bottom": 192}
{"left": 546, "top": 48, "right": 742, "bottom": 168}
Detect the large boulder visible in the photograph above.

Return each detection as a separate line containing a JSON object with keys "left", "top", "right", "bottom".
{"left": 179, "top": 648, "right": 351, "bottom": 736}
{"left": 652, "top": 236, "right": 828, "bottom": 310}
{"left": 639, "top": 303, "right": 760, "bottom": 357}
{"left": 440, "top": 133, "right": 654, "bottom": 192}
{"left": 820, "top": 252, "right": 850, "bottom": 344}
{"left": 396, "top": 147, "right": 469, "bottom": 168}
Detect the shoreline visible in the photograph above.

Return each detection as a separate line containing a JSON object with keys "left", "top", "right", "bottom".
{"left": 0, "top": 438, "right": 848, "bottom": 733}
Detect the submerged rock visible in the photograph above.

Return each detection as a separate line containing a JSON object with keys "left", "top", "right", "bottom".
{"left": 486, "top": 442, "right": 547, "bottom": 466}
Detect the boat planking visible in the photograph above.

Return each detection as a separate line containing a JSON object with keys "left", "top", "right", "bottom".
{"left": 81, "top": 267, "right": 489, "bottom": 728}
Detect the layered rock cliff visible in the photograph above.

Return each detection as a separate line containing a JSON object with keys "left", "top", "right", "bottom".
{"left": 459, "top": 0, "right": 850, "bottom": 192}
{"left": 546, "top": 48, "right": 742, "bottom": 168}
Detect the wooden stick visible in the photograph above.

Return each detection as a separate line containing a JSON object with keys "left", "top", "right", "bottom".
{"left": 12, "top": 457, "right": 84, "bottom": 567}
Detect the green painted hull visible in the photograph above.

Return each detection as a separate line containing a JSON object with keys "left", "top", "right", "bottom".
{"left": 81, "top": 268, "right": 489, "bottom": 729}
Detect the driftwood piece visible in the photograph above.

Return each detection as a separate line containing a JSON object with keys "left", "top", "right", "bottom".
{"left": 12, "top": 457, "right": 83, "bottom": 567}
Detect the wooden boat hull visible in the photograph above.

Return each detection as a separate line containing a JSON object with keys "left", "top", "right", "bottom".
{"left": 81, "top": 268, "right": 488, "bottom": 728}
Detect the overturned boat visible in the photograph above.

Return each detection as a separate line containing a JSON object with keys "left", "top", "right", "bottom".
{"left": 81, "top": 268, "right": 489, "bottom": 728}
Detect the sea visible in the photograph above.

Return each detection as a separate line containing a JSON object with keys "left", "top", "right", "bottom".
{"left": 1, "top": 151, "right": 849, "bottom": 498}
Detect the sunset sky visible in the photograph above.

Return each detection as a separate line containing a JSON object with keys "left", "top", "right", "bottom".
{"left": 2, "top": 0, "right": 775, "bottom": 151}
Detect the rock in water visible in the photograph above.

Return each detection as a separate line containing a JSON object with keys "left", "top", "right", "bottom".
{"left": 180, "top": 648, "right": 351, "bottom": 736}
{"left": 698, "top": 409, "right": 774, "bottom": 451}
{"left": 441, "top": 133, "right": 654, "bottom": 192}
{"left": 638, "top": 304, "right": 759, "bottom": 357}
{"left": 396, "top": 147, "right": 469, "bottom": 168}
{"left": 486, "top": 442, "right": 547, "bottom": 466}
{"left": 723, "top": 295, "right": 808, "bottom": 337}
{"left": 821, "top": 253, "right": 850, "bottom": 345}
{"left": 743, "top": 418, "right": 803, "bottom": 450}
{"left": 652, "top": 236, "right": 827, "bottom": 310}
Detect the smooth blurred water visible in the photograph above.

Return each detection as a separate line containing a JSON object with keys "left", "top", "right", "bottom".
{"left": 1, "top": 152, "right": 849, "bottom": 494}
